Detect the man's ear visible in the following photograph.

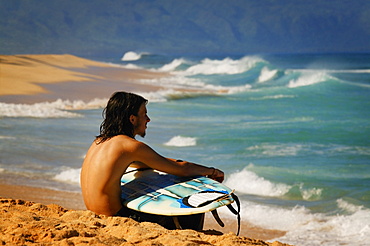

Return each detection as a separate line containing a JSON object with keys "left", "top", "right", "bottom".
{"left": 129, "top": 115, "right": 136, "bottom": 124}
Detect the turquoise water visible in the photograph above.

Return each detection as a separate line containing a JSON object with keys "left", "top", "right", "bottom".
{"left": 0, "top": 53, "right": 369, "bottom": 245}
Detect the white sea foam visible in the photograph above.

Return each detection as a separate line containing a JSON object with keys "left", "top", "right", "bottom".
{"left": 0, "top": 135, "right": 16, "bottom": 140}
{"left": 104, "top": 61, "right": 142, "bottom": 70}
{"left": 243, "top": 200, "right": 370, "bottom": 246}
{"left": 288, "top": 71, "right": 329, "bottom": 88}
{"left": 0, "top": 98, "right": 108, "bottom": 118}
{"left": 0, "top": 101, "right": 82, "bottom": 118}
{"left": 138, "top": 88, "right": 230, "bottom": 102}
{"left": 138, "top": 75, "right": 251, "bottom": 96}
{"left": 120, "top": 55, "right": 256, "bottom": 96}
{"left": 144, "top": 55, "right": 263, "bottom": 75}
{"left": 225, "top": 167, "right": 291, "bottom": 197}
{"left": 164, "top": 136, "right": 197, "bottom": 147}
{"left": 337, "top": 198, "right": 364, "bottom": 213}
{"left": 121, "top": 51, "right": 148, "bottom": 61}
{"left": 300, "top": 186, "right": 323, "bottom": 200}
{"left": 258, "top": 66, "right": 278, "bottom": 82}
{"left": 134, "top": 90, "right": 172, "bottom": 102}
{"left": 245, "top": 143, "right": 370, "bottom": 166}
{"left": 121, "top": 63, "right": 142, "bottom": 69}
{"left": 225, "top": 166, "right": 323, "bottom": 200}
{"left": 240, "top": 201, "right": 314, "bottom": 231}
{"left": 184, "top": 56, "right": 263, "bottom": 75}
{"left": 246, "top": 144, "right": 303, "bottom": 157}
{"left": 328, "top": 145, "right": 370, "bottom": 156}
{"left": 250, "top": 94, "right": 296, "bottom": 100}
{"left": 157, "top": 58, "right": 188, "bottom": 72}
{"left": 274, "top": 201, "right": 370, "bottom": 246}
{"left": 54, "top": 168, "right": 81, "bottom": 184}
{"left": 135, "top": 89, "right": 201, "bottom": 103}
{"left": 223, "top": 167, "right": 370, "bottom": 245}
{"left": 288, "top": 68, "right": 370, "bottom": 74}
{"left": 217, "top": 189, "right": 370, "bottom": 246}
{"left": 140, "top": 75, "right": 205, "bottom": 89}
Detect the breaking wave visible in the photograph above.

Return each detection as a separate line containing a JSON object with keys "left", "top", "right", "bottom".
{"left": 288, "top": 71, "right": 331, "bottom": 88}
{"left": 54, "top": 167, "right": 81, "bottom": 184}
{"left": 164, "top": 136, "right": 197, "bottom": 147}
{"left": 183, "top": 56, "right": 263, "bottom": 75}
{"left": 224, "top": 166, "right": 322, "bottom": 200}
{"left": 258, "top": 66, "right": 278, "bottom": 82}
{"left": 121, "top": 51, "right": 149, "bottom": 61}
{"left": 0, "top": 98, "right": 108, "bottom": 118}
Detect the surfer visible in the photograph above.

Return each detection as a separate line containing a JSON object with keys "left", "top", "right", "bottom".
{"left": 81, "top": 91, "right": 224, "bottom": 230}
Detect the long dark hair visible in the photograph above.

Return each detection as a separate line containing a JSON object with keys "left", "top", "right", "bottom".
{"left": 96, "top": 92, "right": 148, "bottom": 143}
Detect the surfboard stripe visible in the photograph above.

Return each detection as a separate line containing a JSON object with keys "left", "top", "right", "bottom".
{"left": 156, "top": 188, "right": 182, "bottom": 199}
{"left": 186, "top": 178, "right": 220, "bottom": 190}
{"left": 177, "top": 182, "right": 204, "bottom": 191}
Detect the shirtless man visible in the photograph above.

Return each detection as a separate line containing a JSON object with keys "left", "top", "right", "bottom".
{"left": 81, "top": 91, "right": 224, "bottom": 229}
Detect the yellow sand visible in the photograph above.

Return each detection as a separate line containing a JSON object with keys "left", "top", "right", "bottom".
{"left": 0, "top": 197, "right": 290, "bottom": 246}
{"left": 0, "top": 54, "right": 110, "bottom": 95}
{"left": 0, "top": 54, "right": 165, "bottom": 99}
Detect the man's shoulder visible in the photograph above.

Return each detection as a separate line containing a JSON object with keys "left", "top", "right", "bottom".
{"left": 110, "top": 135, "right": 145, "bottom": 147}
{"left": 112, "top": 134, "right": 132, "bottom": 140}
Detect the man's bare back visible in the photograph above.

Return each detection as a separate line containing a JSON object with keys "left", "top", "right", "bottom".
{"left": 81, "top": 135, "right": 143, "bottom": 215}
{"left": 80, "top": 92, "right": 224, "bottom": 216}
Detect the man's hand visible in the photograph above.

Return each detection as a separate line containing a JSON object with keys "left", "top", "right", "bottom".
{"left": 208, "top": 168, "right": 224, "bottom": 183}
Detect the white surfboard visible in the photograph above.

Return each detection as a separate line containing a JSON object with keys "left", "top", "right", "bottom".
{"left": 120, "top": 168, "right": 235, "bottom": 216}
{"left": 120, "top": 168, "right": 241, "bottom": 235}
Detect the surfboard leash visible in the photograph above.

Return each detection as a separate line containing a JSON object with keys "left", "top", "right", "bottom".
{"left": 228, "top": 192, "right": 241, "bottom": 236}
{"left": 211, "top": 192, "right": 240, "bottom": 236}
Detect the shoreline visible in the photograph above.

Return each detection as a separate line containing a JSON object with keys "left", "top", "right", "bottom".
{"left": 0, "top": 177, "right": 286, "bottom": 242}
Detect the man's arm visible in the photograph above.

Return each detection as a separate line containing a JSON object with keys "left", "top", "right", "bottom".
{"left": 166, "top": 158, "right": 224, "bottom": 182}
{"left": 129, "top": 141, "right": 224, "bottom": 182}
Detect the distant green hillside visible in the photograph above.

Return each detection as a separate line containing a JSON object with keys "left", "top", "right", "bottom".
{"left": 1, "top": 0, "right": 369, "bottom": 57}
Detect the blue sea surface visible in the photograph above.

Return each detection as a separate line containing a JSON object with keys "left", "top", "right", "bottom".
{"left": 0, "top": 53, "right": 369, "bottom": 245}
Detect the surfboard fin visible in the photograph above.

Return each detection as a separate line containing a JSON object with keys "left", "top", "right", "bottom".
{"left": 172, "top": 216, "right": 182, "bottom": 230}
{"left": 211, "top": 209, "right": 225, "bottom": 227}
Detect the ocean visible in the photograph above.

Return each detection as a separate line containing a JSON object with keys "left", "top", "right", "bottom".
{"left": 1, "top": 52, "right": 369, "bottom": 246}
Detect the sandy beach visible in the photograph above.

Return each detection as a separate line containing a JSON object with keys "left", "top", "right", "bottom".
{"left": 0, "top": 54, "right": 164, "bottom": 103}
{"left": 0, "top": 54, "right": 290, "bottom": 245}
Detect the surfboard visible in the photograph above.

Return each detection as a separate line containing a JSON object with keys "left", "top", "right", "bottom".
{"left": 120, "top": 168, "right": 235, "bottom": 216}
